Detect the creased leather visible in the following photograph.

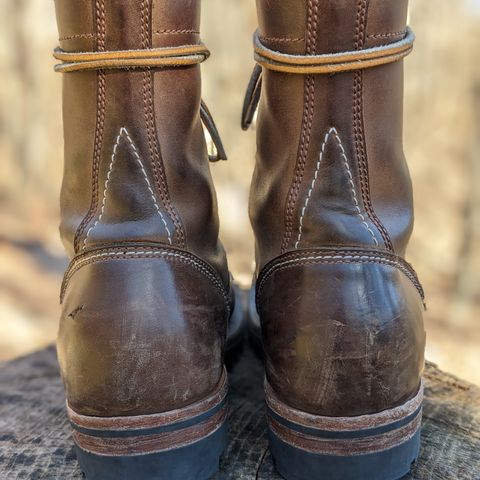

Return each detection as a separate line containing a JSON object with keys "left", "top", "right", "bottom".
{"left": 54, "top": 0, "right": 228, "bottom": 279}
{"left": 54, "top": 0, "right": 231, "bottom": 417}
{"left": 59, "top": 249, "right": 229, "bottom": 416}
{"left": 257, "top": 252, "right": 425, "bottom": 416}
{"left": 251, "top": 0, "right": 425, "bottom": 417}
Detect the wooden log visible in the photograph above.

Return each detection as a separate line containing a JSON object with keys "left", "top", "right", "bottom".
{"left": 0, "top": 345, "right": 478, "bottom": 479}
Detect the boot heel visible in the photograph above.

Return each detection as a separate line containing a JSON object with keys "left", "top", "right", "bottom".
{"left": 266, "top": 380, "right": 423, "bottom": 480}
{"left": 68, "top": 370, "right": 228, "bottom": 480}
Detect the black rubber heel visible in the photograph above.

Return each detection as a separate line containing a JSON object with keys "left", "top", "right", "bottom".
{"left": 75, "top": 422, "right": 228, "bottom": 480}
{"left": 68, "top": 369, "right": 229, "bottom": 480}
{"left": 266, "top": 379, "right": 423, "bottom": 480}
{"left": 269, "top": 426, "right": 420, "bottom": 480}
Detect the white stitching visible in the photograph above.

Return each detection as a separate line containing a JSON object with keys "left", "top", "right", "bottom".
{"left": 295, "top": 129, "right": 330, "bottom": 249}
{"left": 122, "top": 128, "right": 172, "bottom": 245}
{"left": 367, "top": 30, "right": 406, "bottom": 40}
{"left": 295, "top": 127, "right": 379, "bottom": 249}
{"left": 73, "top": 251, "right": 224, "bottom": 297}
{"left": 257, "top": 254, "right": 422, "bottom": 300}
{"left": 331, "top": 128, "right": 379, "bottom": 246}
{"left": 62, "top": 249, "right": 230, "bottom": 310}
{"left": 83, "top": 127, "right": 172, "bottom": 249}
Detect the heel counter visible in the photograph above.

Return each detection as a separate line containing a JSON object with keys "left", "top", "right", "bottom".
{"left": 58, "top": 245, "right": 230, "bottom": 416}
{"left": 257, "top": 249, "right": 425, "bottom": 416}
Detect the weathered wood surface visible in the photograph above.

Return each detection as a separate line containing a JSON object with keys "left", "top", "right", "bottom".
{"left": 0, "top": 346, "right": 479, "bottom": 480}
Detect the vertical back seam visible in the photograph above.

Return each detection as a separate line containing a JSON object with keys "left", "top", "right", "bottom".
{"left": 141, "top": 0, "right": 186, "bottom": 248}
{"left": 73, "top": 0, "right": 107, "bottom": 252}
{"left": 282, "top": 0, "right": 319, "bottom": 252}
{"left": 352, "top": 0, "right": 394, "bottom": 251}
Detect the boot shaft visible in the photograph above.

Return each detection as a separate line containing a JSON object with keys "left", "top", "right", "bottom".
{"left": 54, "top": 0, "right": 227, "bottom": 281}
{"left": 249, "top": 0, "right": 425, "bottom": 418}
{"left": 251, "top": 0, "right": 413, "bottom": 271}
{"left": 53, "top": 0, "right": 231, "bottom": 419}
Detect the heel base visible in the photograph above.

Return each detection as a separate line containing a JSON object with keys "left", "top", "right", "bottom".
{"left": 269, "top": 426, "right": 420, "bottom": 480}
{"left": 266, "top": 379, "right": 423, "bottom": 480}
{"left": 69, "top": 369, "right": 228, "bottom": 480}
{"left": 75, "top": 422, "right": 227, "bottom": 480}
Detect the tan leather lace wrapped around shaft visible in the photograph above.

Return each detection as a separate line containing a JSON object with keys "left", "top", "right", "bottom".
{"left": 53, "top": 44, "right": 210, "bottom": 73}
{"left": 254, "top": 27, "right": 415, "bottom": 74}
{"left": 242, "top": 27, "right": 415, "bottom": 129}
{"left": 53, "top": 43, "right": 227, "bottom": 162}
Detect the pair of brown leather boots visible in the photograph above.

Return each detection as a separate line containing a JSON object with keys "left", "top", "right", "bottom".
{"left": 53, "top": 1, "right": 426, "bottom": 479}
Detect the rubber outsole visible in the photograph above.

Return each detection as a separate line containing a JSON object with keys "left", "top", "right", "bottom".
{"left": 68, "top": 369, "right": 229, "bottom": 480}
{"left": 75, "top": 422, "right": 228, "bottom": 480}
{"left": 269, "top": 426, "right": 420, "bottom": 480}
{"left": 266, "top": 379, "right": 423, "bottom": 480}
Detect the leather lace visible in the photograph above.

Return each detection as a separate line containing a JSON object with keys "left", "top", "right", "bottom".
{"left": 53, "top": 43, "right": 227, "bottom": 162}
{"left": 242, "top": 27, "right": 415, "bottom": 130}
{"left": 53, "top": 44, "right": 210, "bottom": 73}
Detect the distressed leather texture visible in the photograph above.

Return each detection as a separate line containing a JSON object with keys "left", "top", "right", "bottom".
{"left": 251, "top": 0, "right": 426, "bottom": 416}
{"left": 54, "top": 0, "right": 230, "bottom": 416}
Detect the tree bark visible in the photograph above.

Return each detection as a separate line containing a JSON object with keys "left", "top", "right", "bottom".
{"left": 0, "top": 345, "right": 478, "bottom": 479}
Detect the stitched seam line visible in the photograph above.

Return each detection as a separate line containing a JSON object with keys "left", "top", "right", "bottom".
{"left": 295, "top": 127, "right": 328, "bottom": 249}
{"left": 141, "top": 0, "right": 186, "bottom": 248}
{"left": 257, "top": 254, "right": 424, "bottom": 301}
{"left": 333, "top": 128, "right": 379, "bottom": 246}
{"left": 142, "top": 73, "right": 181, "bottom": 242}
{"left": 122, "top": 128, "right": 172, "bottom": 244}
{"left": 154, "top": 29, "right": 200, "bottom": 35}
{"left": 59, "top": 33, "right": 96, "bottom": 41}
{"left": 64, "top": 253, "right": 227, "bottom": 303}
{"left": 282, "top": 0, "right": 319, "bottom": 252}
{"left": 295, "top": 127, "right": 379, "bottom": 249}
{"left": 82, "top": 128, "right": 172, "bottom": 248}
{"left": 354, "top": 0, "right": 368, "bottom": 50}
{"left": 261, "top": 248, "right": 421, "bottom": 272}
{"left": 353, "top": 0, "right": 394, "bottom": 251}
{"left": 367, "top": 30, "right": 406, "bottom": 40}
{"left": 73, "top": 0, "right": 106, "bottom": 252}
{"left": 61, "top": 249, "right": 230, "bottom": 309}
{"left": 82, "top": 128, "right": 122, "bottom": 249}
{"left": 96, "top": 0, "right": 106, "bottom": 51}
{"left": 260, "top": 35, "right": 304, "bottom": 43}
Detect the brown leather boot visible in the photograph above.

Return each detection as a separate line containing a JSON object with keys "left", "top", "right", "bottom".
{"left": 53, "top": 1, "right": 239, "bottom": 479}
{"left": 244, "top": 1, "right": 426, "bottom": 479}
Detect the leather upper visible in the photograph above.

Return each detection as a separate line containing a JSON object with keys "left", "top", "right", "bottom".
{"left": 54, "top": 0, "right": 230, "bottom": 416}
{"left": 257, "top": 249, "right": 425, "bottom": 416}
{"left": 54, "top": 0, "right": 228, "bottom": 281}
{"left": 250, "top": 0, "right": 425, "bottom": 416}
{"left": 250, "top": 0, "right": 413, "bottom": 270}
{"left": 59, "top": 244, "right": 229, "bottom": 416}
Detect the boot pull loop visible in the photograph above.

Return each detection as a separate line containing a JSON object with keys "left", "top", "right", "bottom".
{"left": 200, "top": 100, "right": 228, "bottom": 162}
{"left": 241, "top": 64, "right": 263, "bottom": 131}
{"left": 253, "top": 27, "right": 415, "bottom": 75}
{"left": 53, "top": 44, "right": 210, "bottom": 73}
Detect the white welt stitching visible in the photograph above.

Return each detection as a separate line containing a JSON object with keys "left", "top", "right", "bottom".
{"left": 83, "top": 127, "right": 172, "bottom": 249}
{"left": 295, "top": 127, "right": 379, "bottom": 249}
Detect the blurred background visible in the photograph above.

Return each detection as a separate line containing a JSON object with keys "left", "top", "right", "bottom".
{"left": 0, "top": 0, "right": 479, "bottom": 384}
